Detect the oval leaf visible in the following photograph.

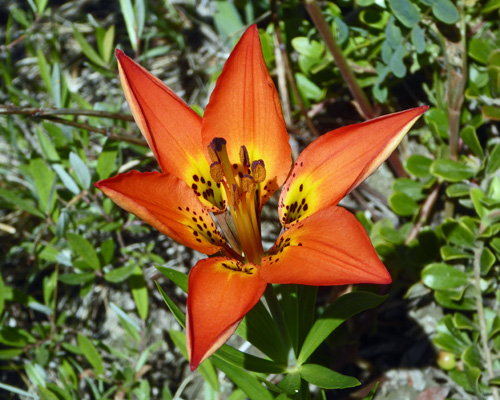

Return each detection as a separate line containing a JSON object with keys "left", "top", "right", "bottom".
{"left": 422, "top": 263, "right": 468, "bottom": 290}
{"left": 430, "top": 159, "right": 475, "bottom": 182}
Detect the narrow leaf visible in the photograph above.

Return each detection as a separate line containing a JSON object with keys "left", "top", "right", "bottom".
{"left": 77, "top": 334, "right": 104, "bottom": 375}
{"left": 298, "top": 292, "right": 387, "bottom": 364}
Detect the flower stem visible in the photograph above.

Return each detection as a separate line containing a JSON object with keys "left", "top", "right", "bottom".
{"left": 473, "top": 241, "right": 500, "bottom": 400}
{"left": 303, "top": 0, "right": 375, "bottom": 119}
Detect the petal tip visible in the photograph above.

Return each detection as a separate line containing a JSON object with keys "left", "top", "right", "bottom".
{"left": 189, "top": 359, "right": 200, "bottom": 372}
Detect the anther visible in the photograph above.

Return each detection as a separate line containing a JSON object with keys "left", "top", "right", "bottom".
{"left": 207, "top": 144, "right": 219, "bottom": 163}
{"left": 211, "top": 137, "right": 226, "bottom": 152}
{"left": 239, "top": 145, "right": 250, "bottom": 168}
{"left": 241, "top": 174, "right": 256, "bottom": 193}
{"left": 232, "top": 184, "right": 241, "bottom": 207}
{"left": 251, "top": 160, "right": 266, "bottom": 183}
{"left": 210, "top": 162, "right": 224, "bottom": 183}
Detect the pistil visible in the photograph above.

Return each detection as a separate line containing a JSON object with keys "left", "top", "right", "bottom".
{"left": 208, "top": 138, "right": 266, "bottom": 264}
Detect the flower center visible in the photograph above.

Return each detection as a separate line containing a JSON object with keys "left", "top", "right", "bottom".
{"left": 208, "top": 138, "right": 266, "bottom": 264}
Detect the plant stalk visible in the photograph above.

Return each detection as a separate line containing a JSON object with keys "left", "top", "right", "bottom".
{"left": 473, "top": 242, "right": 499, "bottom": 400}
{"left": 303, "top": 0, "right": 375, "bottom": 120}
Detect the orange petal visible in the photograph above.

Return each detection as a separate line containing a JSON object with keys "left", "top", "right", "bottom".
{"left": 116, "top": 50, "right": 225, "bottom": 211}
{"left": 95, "top": 171, "right": 227, "bottom": 255}
{"left": 279, "top": 106, "right": 428, "bottom": 226}
{"left": 187, "top": 257, "right": 266, "bottom": 370}
{"left": 260, "top": 207, "right": 391, "bottom": 285}
{"left": 201, "top": 25, "right": 291, "bottom": 208}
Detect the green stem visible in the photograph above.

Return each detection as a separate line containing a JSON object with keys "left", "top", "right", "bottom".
{"left": 473, "top": 242, "right": 500, "bottom": 400}
{"left": 264, "top": 285, "right": 297, "bottom": 368}
{"left": 303, "top": 0, "right": 376, "bottom": 119}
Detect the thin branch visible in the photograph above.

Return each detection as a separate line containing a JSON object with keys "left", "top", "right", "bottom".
{"left": 39, "top": 116, "right": 148, "bottom": 146}
{"left": 405, "top": 183, "right": 441, "bottom": 244}
{"left": 0, "top": 106, "right": 134, "bottom": 121}
{"left": 303, "top": 0, "right": 376, "bottom": 120}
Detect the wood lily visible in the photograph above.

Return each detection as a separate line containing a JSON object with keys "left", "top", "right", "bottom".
{"left": 95, "top": 25, "right": 427, "bottom": 371}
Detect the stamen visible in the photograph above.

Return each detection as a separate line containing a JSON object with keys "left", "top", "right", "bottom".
{"left": 207, "top": 144, "right": 219, "bottom": 163}
{"left": 241, "top": 174, "right": 256, "bottom": 193}
{"left": 239, "top": 145, "right": 250, "bottom": 168}
{"left": 210, "top": 162, "right": 224, "bottom": 183}
{"left": 251, "top": 160, "right": 266, "bottom": 183}
{"left": 232, "top": 184, "right": 241, "bottom": 207}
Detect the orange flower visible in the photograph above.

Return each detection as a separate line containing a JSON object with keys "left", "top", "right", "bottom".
{"left": 96, "top": 25, "right": 427, "bottom": 371}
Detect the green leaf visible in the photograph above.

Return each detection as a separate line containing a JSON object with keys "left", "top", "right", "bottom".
{"left": 37, "top": 128, "right": 59, "bottom": 163}
{"left": 35, "top": 0, "right": 49, "bottom": 14}
{"left": 434, "top": 290, "right": 476, "bottom": 311}
{"left": 237, "top": 301, "right": 287, "bottom": 364}
{"left": 483, "top": 105, "right": 500, "bottom": 120}
{"left": 299, "top": 364, "right": 359, "bottom": 389}
{"left": 390, "top": 45, "right": 407, "bottom": 78}
{"left": 155, "top": 282, "right": 185, "bottom": 328}
{"left": 482, "top": 0, "right": 500, "bottom": 13}
{"left": 38, "top": 387, "right": 59, "bottom": 400}
{"left": 393, "top": 178, "right": 425, "bottom": 200}
{"left": 446, "top": 183, "right": 470, "bottom": 198}
{"left": 211, "top": 356, "right": 274, "bottom": 400}
{"left": 389, "top": 191, "right": 418, "bottom": 216}
{"left": 129, "top": 267, "right": 148, "bottom": 320}
{"left": 487, "top": 142, "right": 500, "bottom": 174}
{"left": 0, "top": 189, "right": 44, "bottom": 218}
{"left": 470, "top": 188, "right": 485, "bottom": 218}
{"left": 278, "top": 372, "right": 301, "bottom": 394}
{"left": 72, "top": 26, "right": 107, "bottom": 67}
{"left": 295, "top": 73, "right": 325, "bottom": 101}
{"left": 421, "top": 263, "right": 468, "bottom": 290}
{"left": 432, "top": 0, "right": 459, "bottom": 24}
{"left": 37, "top": 49, "right": 52, "bottom": 96}
{"left": 155, "top": 266, "right": 188, "bottom": 292}
{"left": 440, "top": 245, "right": 472, "bottom": 261}
{"left": 404, "top": 155, "right": 433, "bottom": 178}
{"left": 213, "top": 0, "right": 244, "bottom": 45}
{"left": 411, "top": 25, "right": 426, "bottom": 54}
{"left": 104, "top": 264, "right": 136, "bottom": 283}
{"left": 30, "top": 158, "right": 56, "bottom": 213}
{"left": 102, "top": 25, "right": 115, "bottom": 64}
{"left": 385, "top": 17, "right": 402, "bottom": 50}
{"left": 110, "top": 302, "right": 141, "bottom": 341}
{"left": 96, "top": 140, "right": 118, "bottom": 180}
{"left": 280, "top": 285, "right": 299, "bottom": 353}
{"left": 469, "top": 38, "right": 495, "bottom": 65}
{"left": 9, "top": 6, "right": 30, "bottom": 28}
{"left": 53, "top": 164, "right": 80, "bottom": 195}
{"left": 69, "top": 152, "right": 91, "bottom": 190}
{"left": 215, "top": 344, "right": 286, "bottom": 374}
{"left": 291, "top": 37, "right": 324, "bottom": 58}
{"left": 480, "top": 247, "right": 495, "bottom": 275}
{"left": 67, "top": 233, "right": 101, "bottom": 270}
{"left": 298, "top": 292, "right": 387, "bottom": 364}
{"left": 58, "top": 272, "right": 95, "bottom": 285}
{"left": 388, "top": 0, "right": 420, "bottom": 28}
{"left": 430, "top": 159, "right": 475, "bottom": 182}
{"left": 0, "top": 326, "right": 36, "bottom": 347}
{"left": 77, "top": 334, "right": 104, "bottom": 375}
{"left": 441, "top": 219, "right": 476, "bottom": 249}
{"left": 461, "top": 125, "right": 484, "bottom": 159}
{"left": 464, "top": 364, "right": 481, "bottom": 394}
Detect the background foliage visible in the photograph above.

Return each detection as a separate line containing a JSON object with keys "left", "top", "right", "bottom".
{"left": 1, "top": 0, "right": 500, "bottom": 399}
